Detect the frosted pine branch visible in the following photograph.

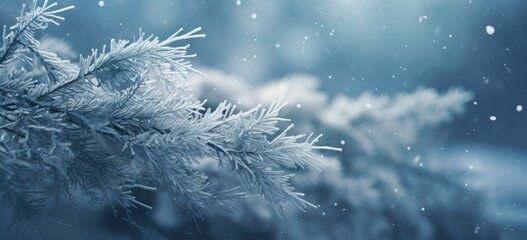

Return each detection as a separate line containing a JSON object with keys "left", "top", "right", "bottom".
{"left": 0, "top": 0, "right": 340, "bottom": 233}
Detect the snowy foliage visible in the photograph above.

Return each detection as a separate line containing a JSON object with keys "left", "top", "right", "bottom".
{"left": 186, "top": 70, "right": 501, "bottom": 239}
{"left": 0, "top": 0, "right": 339, "bottom": 233}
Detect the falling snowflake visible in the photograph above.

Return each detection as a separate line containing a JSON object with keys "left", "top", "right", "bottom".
{"left": 486, "top": 25, "right": 495, "bottom": 35}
